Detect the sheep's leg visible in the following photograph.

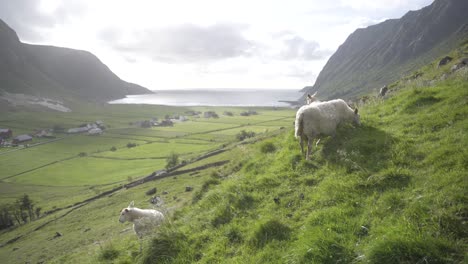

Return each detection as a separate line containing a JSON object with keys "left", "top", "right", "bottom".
{"left": 300, "top": 135, "right": 308, "bottom": 157}
{"left": 139, "top": 238, "right": 143, "bottom": 253}
{"left": 315, "top": 138, "right": 321, "bottom": 147}
{"left": 306, "top": 137, "right": 313, "bottom": 160}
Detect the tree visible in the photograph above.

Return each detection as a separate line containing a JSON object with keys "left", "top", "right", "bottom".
{"left": 166, "top": 153, "right": 179, "bottom": 169}
{"left": 0, "top": 204, "right": 14, "bottom": 230}
{"left": 35, "top": 207, "right": 42, "bottom": 219}
{"left": 19, "top": 194, "right": 35, "bottom": 221}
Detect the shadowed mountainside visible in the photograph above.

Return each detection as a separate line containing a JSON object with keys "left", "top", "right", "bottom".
{"left": 302, "top": 0, "right": 468, "bottom": 100}
{"left": 0, "top": 19, "right": 152, "bottom": 104}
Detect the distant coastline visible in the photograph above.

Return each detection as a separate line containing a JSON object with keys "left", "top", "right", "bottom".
{"left": 109, "top": 89, "right": 301, "bottom": 107}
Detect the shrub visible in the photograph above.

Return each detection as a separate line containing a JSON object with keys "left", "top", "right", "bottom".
{"left": 78, "top": 152, "right": 87, "bottom": 157}
{"left": 260, "top": 142, "right": 276, "bottom": 153}
{"left": 126, "top": 142, "right": 137, "bottom": 148}
{"left": 236, "top": 130, "right": 256, "bottom": 141}
{"left": 166, "top": 153, "right": 179, "bottom": 169}
{"left": 98, "top": 244, "right": 119, "bottom": 261}
{"left": 146, "top": 187, "right": 157, "bottom": 196}
{"left": 110, "top": 146, "right": 117, "bottom": 152}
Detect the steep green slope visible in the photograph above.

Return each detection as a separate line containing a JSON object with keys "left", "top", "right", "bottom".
{"left": 140, "top": 48, "right": 467, "bottom": 263}
{"left": 302, "top": 0, "right": 468, "bottom": 100}
{"left": 0, "top": 47, "right": 466, "bottom": 263}
{"left": 0, "top": 19, "right": 152, "bottom": 105}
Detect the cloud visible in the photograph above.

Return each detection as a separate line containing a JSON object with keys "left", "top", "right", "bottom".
{"left": 104, "top": 23, "right": 255, "bottom": 63}
{"left": 273, "top": 32, "right": 333, "bottom": 61}
{"left": 0, "top": 0, "right": 86, "bottom": 41}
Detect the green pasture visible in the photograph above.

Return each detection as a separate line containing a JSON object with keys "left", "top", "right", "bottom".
{"left": 0, "top": 163, "right": 219, "bottom": 264}
{"left": 107, "top": 127, "right": 188, "bottom": 139}
{"left": 95, "top": 141, "right": 218, "bottom": 160}
{"left": 155, "top": 121, "right": 239, "bottom": 133}
{"left": 5, "top": 156, "right": 164, "bottom": 186}
{"left": 0, "top": 135, "right": 148, "bottom": 179}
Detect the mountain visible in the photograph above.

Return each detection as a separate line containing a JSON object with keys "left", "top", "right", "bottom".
{"left": 302, "top": 0, "right": 468, "bottom": 100}
{"left": 0, "top": 19, "right": 152, "bottom": 105}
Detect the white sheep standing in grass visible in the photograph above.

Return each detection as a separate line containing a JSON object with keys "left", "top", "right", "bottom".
{"left": 295, "top": 99, "right": 360, "bottom": 160}
{"left": 119, "top": 201, "right": 165, "bottom": 251}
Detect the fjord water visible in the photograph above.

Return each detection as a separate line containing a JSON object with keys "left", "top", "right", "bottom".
{"left": 109, "top": 89, "right": 301, "bottom": 107}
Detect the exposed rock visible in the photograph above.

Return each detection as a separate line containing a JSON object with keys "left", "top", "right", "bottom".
{"left": 438, "top": 56, "right": 453, "bottom": 67}
{"left": 379, "top": 85, "right": 388, "bottom": 97}
{"left": 145, "top": 187, "right": 157, "bottom": 196}
{"left": 273, "top": 197, "right": 280, "bottom": 205}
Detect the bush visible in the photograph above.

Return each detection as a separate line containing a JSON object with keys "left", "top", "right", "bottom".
{"left": 260, "top": 142, "right": 276, "bottom": 153}
{"left": 166, "top": 153, "right": 179, "bottom": 169}
{"left": 126, "top": 142, "right": 137, "bottom": 148}
{"left": 236, "top": 130, "right": 256, "bottom": 141}
{"left": 110, "top": 146, "right": 117, "bottom": 152}
{"left": 146, "top": 187, "right": 157, "bottom": 196}
{"left": 78, "top": 152, "right": 87, "bottom": 157}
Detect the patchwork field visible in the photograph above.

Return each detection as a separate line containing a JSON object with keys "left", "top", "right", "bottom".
{"left": 0, "top": 106, "right": 295, "bottom": 212}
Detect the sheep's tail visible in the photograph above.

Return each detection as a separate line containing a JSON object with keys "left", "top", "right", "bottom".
{"left": 294, "top": 112, "right": 303, "bottom": 139}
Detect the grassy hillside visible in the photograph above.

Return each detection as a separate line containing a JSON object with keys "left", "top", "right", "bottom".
{"left": 137, "top": 48, "right": 467, "bottom": 263}
{"left": 0, "top": 46, "right": 467, "bottom": 263}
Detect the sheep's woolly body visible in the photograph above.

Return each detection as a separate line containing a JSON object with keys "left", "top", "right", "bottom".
{"left": 119, "top": 206, "right": 164, "bottom": 238}
{"left": 295, "top": 99, "right": 359, "bottom": 159}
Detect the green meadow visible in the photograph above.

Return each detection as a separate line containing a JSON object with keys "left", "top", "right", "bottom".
{"left": 0, "top": 45, "right": 467, "bottom": 263}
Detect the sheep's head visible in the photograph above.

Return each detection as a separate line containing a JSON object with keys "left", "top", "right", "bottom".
{"left": 353, "top": 108, "right": 361, "bottom": 126}
{"left": 306, "top": 92, "right": 318, "bottom": 104}
{"left": 119, "top": 201, "right": 134, "bottom": 223}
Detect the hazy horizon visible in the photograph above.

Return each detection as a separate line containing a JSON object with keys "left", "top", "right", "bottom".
{"left": 1, "top": 0, "right": 433, "bottom": 90}
{"left": 111, "top": 88, "right": 301, "bottom": 107}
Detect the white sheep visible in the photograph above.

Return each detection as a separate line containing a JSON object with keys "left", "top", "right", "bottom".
{"left": 295, "top": 99, "right": 360, "bottom": 160}
{"left": 119, "top": 201, "right": 164, "bottom": 244}
{"left": 306, "top": 92, "right": 319, "bottom": 104}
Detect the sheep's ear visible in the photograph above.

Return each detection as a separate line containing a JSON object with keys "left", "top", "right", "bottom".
{"left": 354, "top": 108, "right": 359, "bottom": 114}
{"left": 307, "top": 94, "right": 312, "bottom": 99}
{"left": 129, "top": 201, "right": 134, "bottom": 208}
{"left": 124, "top": 208, "right": 129, "bottom": 212}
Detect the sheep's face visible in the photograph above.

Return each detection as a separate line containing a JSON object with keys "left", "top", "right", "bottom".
{"left": 119, "top": 208, "right": 131, "bottom": 223}
{"left": 353, "top": 108, "right": 361, "bottom": 126}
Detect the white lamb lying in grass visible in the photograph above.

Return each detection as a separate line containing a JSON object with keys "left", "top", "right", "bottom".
{"left": 119, "top": 201, "right": 165, "bottom": 239}
{"left": 295, "top": 99, "right": 360, "bottom": 160}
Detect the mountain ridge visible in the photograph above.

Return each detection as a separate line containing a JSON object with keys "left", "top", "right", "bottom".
{"left": 302, "top": 0, "right": 468, "bottom": 100}
{"left": 0, "top": 19, "right": 152, "bottom": 107}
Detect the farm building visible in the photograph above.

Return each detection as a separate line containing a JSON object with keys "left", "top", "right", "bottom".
{"left": 88, "top": 128, "right": 103, "bottom": 135}
{"left": 13, "top": 134, "right": 33, "bottom": 144}
{"left": 35, "top": 129, "right": 55, "bottom": 138}
{"left": 0, "top": 128, "right": 13, "bottom": 138}
{"left": 67, "top": 127, "right": 89, "bottom": 134}
{"left": 204, "top": 111, "right": 219, "bottom": 118}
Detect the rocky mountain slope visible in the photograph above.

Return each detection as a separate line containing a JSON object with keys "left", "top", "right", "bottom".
{"left": 0, "top": 19, "right": 152, "bottom": 105}
{"left": 302, "top": 0, "right": 468, "bottom": 100}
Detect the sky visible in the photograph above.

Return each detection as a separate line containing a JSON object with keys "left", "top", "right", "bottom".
{"left": 0, "top": 0, "right": 434, "bottom": 90}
